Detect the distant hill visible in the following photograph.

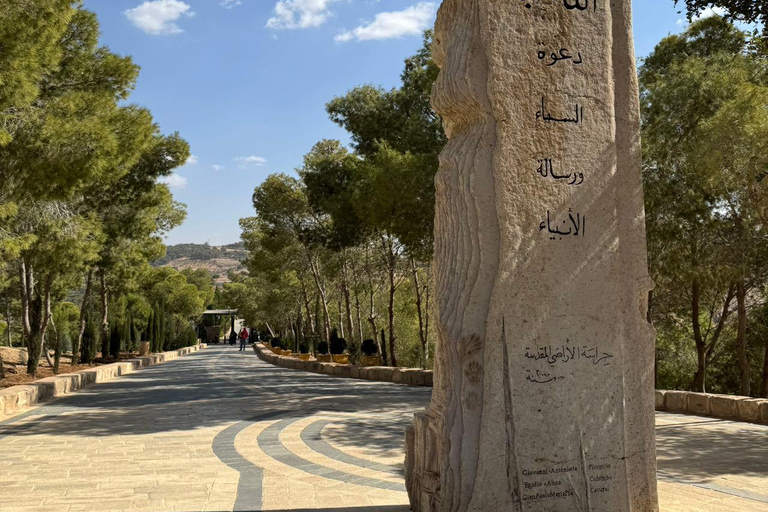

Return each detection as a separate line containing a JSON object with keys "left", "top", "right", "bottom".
{"left": 155, "top": 243, "right": 247, "bottom": 285}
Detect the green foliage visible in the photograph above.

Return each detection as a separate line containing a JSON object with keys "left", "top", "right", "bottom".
{"left": 361, "top": 339, "right": 378, "bottom": 356}
{"left": 154, "top": 242, "right": 246, "bottom": 265}
{"left": 674, "top": 0, "right": 768, "bottom": 39}
{"left": 109, "top": 322, "right": 120, "bottom": 359}
{"left": 329, "top": 328, "right": 347, "bottom": 355}
{"left": 642, "top": 16, "right": 768, "bottom": 395}
{"left": 81, "top": 311, "right": 99, "bottom": 364}
{"left": 316, "top": 340, "right": 329, "bottom": 355}
{"left": 0, "top": 0, "right": 74, "bottom": 145}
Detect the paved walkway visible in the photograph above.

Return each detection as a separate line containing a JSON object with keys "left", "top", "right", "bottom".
{"left": 0, "top": 346, "right": 766, "bottom": 512}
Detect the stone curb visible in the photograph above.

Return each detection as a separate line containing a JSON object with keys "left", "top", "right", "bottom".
{"left": 655, "top": 389, "right": 768, "bottom": 426}
{"left": 252, "top": 343, "right": 432, "bottom": 387}
{"left": 0, "top": 343, "right": 207, "bottom": 419}
{"left": 254, "top": 343, "right": 765, "bottom": 424}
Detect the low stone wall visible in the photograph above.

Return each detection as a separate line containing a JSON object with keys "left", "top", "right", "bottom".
{"left": 0, "top": 343, "right": 207, "bottom": 419}
{"left": 655, "top": 389, "right": 768, "bottom": 426}
{"left": 252, "top": 343, "right": 432, "bottom": 387}
{"left": 254, "top": 343, "right": 768, "bottom": 424}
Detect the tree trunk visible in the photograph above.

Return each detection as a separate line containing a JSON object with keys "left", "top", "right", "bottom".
{"left": 5, "top": 288, "right": 11, "bottom": 347}
{"left": 74, "top": 269, "right": 94, "bottom": 365}
{"left": 337, "top": 287, "right": 344, "bottom": 338}
{"left": 99, "top": 269, "right": 109, "bottom": 359}
{"left": 388, "top": 265, "right": 398, "bottom": 368}
{"left": 352, "top": 267, "right": 364, "bottom": 343}
{"left": 736, "top": 278, "right": 750, "bottom": 395}
{"left": 300, "top": 279, "right": 316, "bottom": 336}
{"left": 50, "top": 316, "right": 61, "bottom": 375}
{"left": 411, "top": 256, "right": 428, "bottom": 368}
{"left": 380, "top": 328, "right": 388, "bottom": 366}
{"left": 761, "top": 333, "right": 768, "bottom": 398}
{"left": 307, "top": 254, "right": 331, "bottom": 342}
{"left": 649, "top": 289, "right": 657, "bottom": 388}
{"left": 690, "top": 279, "right": 707, "bottom": 392}
{"left": 21, "top": 269, "right": 53, "bottom": 376}
{"left": 341, "top": 255, "right": 354, "bottom": 344}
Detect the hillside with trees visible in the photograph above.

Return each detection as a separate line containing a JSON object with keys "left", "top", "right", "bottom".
{"left": 155, "top": 243, "right": 246, "bottom": 286}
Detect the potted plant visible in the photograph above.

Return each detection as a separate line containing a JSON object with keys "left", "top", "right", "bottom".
{"left": 299, "top": 342, "right": 311, "bottom": 361}
{"left": 360, "top": 339, "right": 380, "bottom": 366}
{"left": 330, "top": 329, "right": 349, "bottom": 364}
{"left": 316, "top": 340, "right": 332, "bottom": 363}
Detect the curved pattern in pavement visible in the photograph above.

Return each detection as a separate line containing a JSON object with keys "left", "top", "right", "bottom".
{"left": 300, "top": 418, "right": 404, "bottom": 477}
{"left": 257, "top": 417, "right": 407, "bottom": 492}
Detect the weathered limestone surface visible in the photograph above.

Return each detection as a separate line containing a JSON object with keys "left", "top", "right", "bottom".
{"left": 405, "top": 1, "right": 658, "bottom": 511}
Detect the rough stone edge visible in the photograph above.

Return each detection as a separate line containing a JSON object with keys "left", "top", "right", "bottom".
{"left": 654, "top": 389, "right": 767, "bottom": 426}
{"left": 252, "top": 342, "right": 432, "bottom": 388}
{"left": 0, "top": 343, "right": 207, "bottom": 419}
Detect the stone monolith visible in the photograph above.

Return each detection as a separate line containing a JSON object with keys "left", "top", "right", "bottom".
{"left": 405, "top": 0, "right": 659, "bottom": 511}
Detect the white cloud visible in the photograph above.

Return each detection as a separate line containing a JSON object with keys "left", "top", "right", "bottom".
{"left": 693, "top": 6, "right": 726, "bottom": 21}
{"left": 186, "top": 154, "right": 199, "bottom": 165}
{"left": 125, "top": 0, "right": 194, "bottom": 35}
{"left": 159, "top": 173, "right": 188, "bottom": 188}
{"left": 221, "top": 0, "right": 242, "bottom": 8}
{"left": 267, "top": 0, "right": 342, "bottom": 30}
{"left": 212, "top": 164, "right": 226, "bottom": 172}
{"left": 335, "top": 3, "right": 436, "bottom": 43}
{"left": 235, "top": 155, "right": 267, "bottom": 167}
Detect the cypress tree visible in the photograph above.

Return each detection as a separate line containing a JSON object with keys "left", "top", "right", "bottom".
{"left": 109, "top": 322, "right": 120, "bottom": 359}
{"left": 154, "top": 306, "right": 162, "bottom": 352}
{"left": 146, "top": 310, "right": 154, "bottom": 352}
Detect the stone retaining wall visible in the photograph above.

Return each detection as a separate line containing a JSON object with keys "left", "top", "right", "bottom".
{"left": 254, "top": 343, "right": 768, "bottom": 424}
{"left": 252, "top": 343, "right": 432, "bottom": 387}
{"left": 0, "top": 343, "right": 207, "bottom": 419}
{"left": 655, "top": 389, "right": 768, "bottom": 425}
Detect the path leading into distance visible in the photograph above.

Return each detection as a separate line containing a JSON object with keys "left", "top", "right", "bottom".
{"left": 0, "top": 346, "right": 766, "bottom": 512}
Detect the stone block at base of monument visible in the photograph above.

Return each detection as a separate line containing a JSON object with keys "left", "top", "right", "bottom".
{"left": 406, "top": 1, "right": 659, "bottom": 510}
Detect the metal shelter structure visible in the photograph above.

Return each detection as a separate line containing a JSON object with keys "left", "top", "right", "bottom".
{"left": 201, "top": 309, "right": 238, "bottom": 344}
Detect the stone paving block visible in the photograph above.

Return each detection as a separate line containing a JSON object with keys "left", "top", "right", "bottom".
{"left": 734, "top": 398, "right": 763, "bottom": 423}
{"left": 665, "top": 391, "right": 687, "bottom": 413}
{"left": 686, "top": 392, "right": 712, "bottom": 416}
{"left": 369, "top": 367, "right": 396, "bottom": 382}
{"left": 321, "top": 363, "right": 340, "bottom": 375}
{"left": 710, "top": 395, "right": 740, "bottom": 419}
{"left": 333, "top": 365, "right": 352, "bottom": 378}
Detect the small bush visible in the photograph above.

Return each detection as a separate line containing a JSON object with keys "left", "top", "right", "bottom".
{"left": 330, "top": 329, "right": 347, "bottom": 355}
{"left": 361, "top": 339, "right": 378, "bottom": 356}
{"left": 299, "top": 342, "right": 310, "bottom": 354}
{"left": 271, "top": 337, "right": 283, "bottom": 349}
{"left": 317, "top": 340, "right": 329, "bottom": 354}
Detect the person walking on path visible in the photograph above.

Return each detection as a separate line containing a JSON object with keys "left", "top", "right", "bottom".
{"left": 238, "top": 327, "right": 249, "bottom": 352}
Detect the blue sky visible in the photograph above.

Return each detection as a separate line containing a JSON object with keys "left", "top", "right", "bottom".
{"left": 82, "top": 0, "right": 706, "bottom": 246}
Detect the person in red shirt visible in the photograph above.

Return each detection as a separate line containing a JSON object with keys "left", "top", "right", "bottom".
{"left": 238, "top": 327, "right": 249, "bottom": 352}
